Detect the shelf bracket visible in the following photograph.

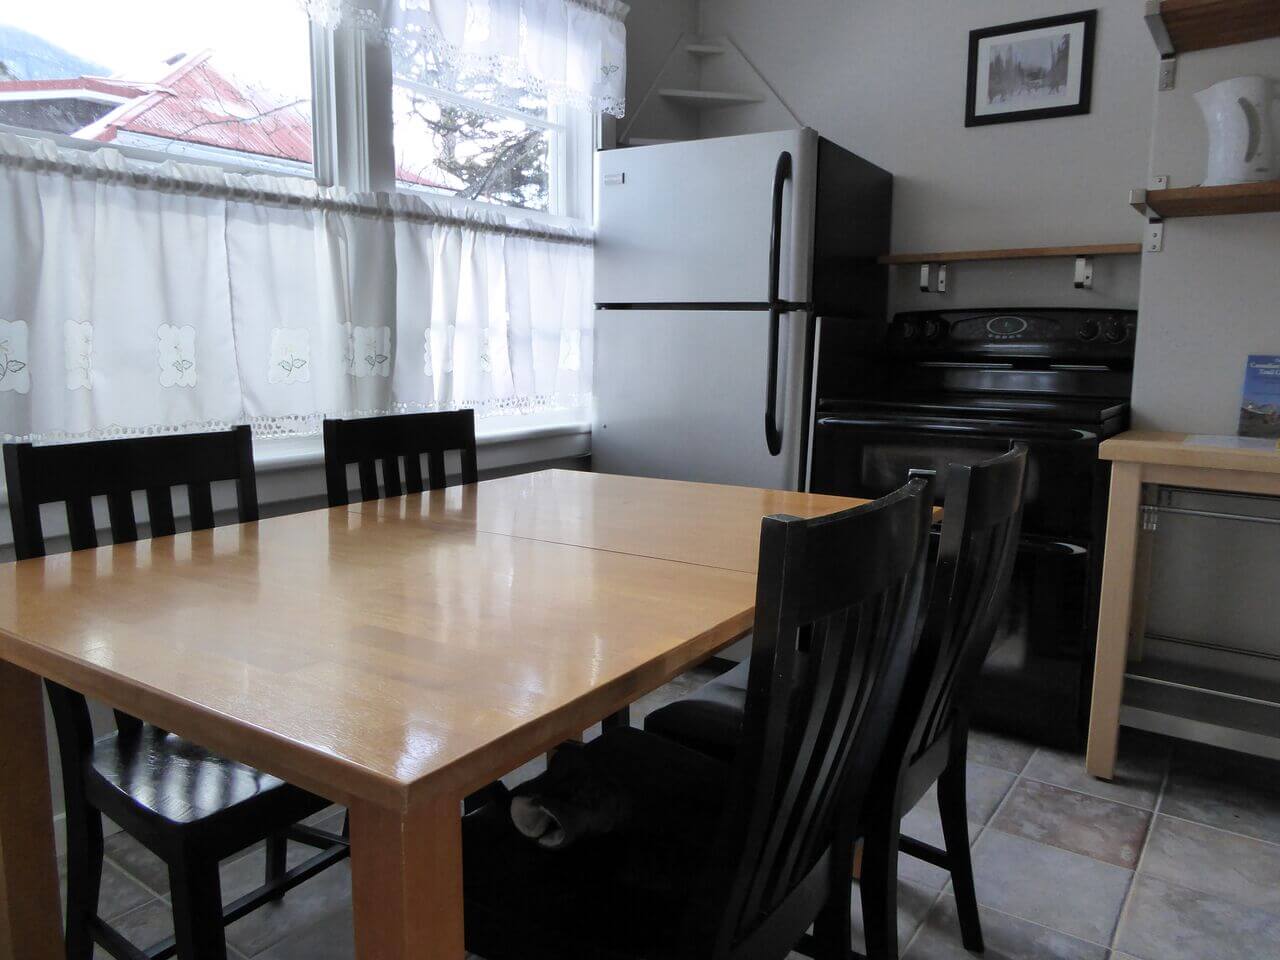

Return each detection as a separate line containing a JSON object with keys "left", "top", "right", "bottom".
{"left": 1132, "top": 176, "right": 1168, "bottom": 251}
{"left": 918, "top": 263, "right": 947, "bottom": 293}
{"left": 1144, "top": 1, "right": 1175, "bottom": 56}
{"left": 1144, "top": 2, "right": 1177, "bottom": 89}
{"left": 1073, "top": 256, "right": 1094, "bottom": 290}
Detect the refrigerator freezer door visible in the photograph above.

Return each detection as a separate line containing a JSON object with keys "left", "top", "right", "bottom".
{"left": 593, "top": 309, "right": 810, "bottom": 490}
{"left": 595, "top": 130, "right": 818, "bottom": 306}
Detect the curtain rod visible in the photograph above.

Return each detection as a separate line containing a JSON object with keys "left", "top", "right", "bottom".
{"left": 0, "top": 150, "right": 594, "bottom": 247}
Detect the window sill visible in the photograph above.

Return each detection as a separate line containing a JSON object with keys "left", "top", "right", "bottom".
{"left": 253, "top": 417, "right": 591, "bottom": 475}
{"left": 0, "top": 418, "right": 591, "bottom": 510}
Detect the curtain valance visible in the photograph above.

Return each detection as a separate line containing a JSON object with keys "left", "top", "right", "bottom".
{"left": 0, "top": 133, "right": 593, "bottom": 444}
{"left": 303, "top": 0, "right": 629, "bottom": 117}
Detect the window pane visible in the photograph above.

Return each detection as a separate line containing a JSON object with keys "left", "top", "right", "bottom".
{"left": 393, "top": 51, "right": 555, "bottom": 213}
{"left": 0, "top": 1, "right": 313, "bottom": 176}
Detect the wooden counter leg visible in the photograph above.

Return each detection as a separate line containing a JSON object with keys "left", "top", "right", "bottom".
{"left": 1086, "top": 462, "right": 1143, "bottom": 781}
{"left": 0, "top": 660, "right": 64, "bottom": 960}
{"left": 350, "top": 794, "right": 464, "bottom": 960}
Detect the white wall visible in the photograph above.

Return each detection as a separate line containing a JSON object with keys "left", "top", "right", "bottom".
{"left": 619, "top": 0, "right": 701, "bottom": 143}
{"left": 1131, "top": 36, "right": 1280, "bottom": 432}
{"left": 691, "top": 0, "right": 1155, "bottom": 312}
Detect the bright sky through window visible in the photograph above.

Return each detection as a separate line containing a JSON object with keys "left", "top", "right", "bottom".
{"left": 0, "top": 1, "right": 313, "bottom": 173}
{"left": 1, "top": 1, "right": 310, "bottom": 96}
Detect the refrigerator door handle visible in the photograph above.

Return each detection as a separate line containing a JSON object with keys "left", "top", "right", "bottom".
{"left": 765, "top": 150, "right": 792, "bottom": 457}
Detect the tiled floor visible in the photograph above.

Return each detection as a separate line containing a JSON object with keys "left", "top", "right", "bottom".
{"left": 60, "top": 663, "right": 1280, "bottom": 960}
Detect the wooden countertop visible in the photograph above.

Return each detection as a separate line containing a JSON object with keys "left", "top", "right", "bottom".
{"left": 1100, "top": 431, "right": 1280, "bottom": 475}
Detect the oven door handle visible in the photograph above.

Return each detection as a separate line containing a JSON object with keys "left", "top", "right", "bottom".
{"left": 816, "top": 416, "right": 1098, "bottom": 444}
{"left": 1017, "top": 537, "right": 1089, "bottom": 557}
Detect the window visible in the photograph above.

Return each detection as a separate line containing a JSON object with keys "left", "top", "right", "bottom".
{"left": 0, "top": 2, "right": 594, "bottom": 221}
{"left": 0, "top": 1, "right": 314, "bottom": 176}
{"left": 390, "top": 47, "right": 580, "bottom": 217}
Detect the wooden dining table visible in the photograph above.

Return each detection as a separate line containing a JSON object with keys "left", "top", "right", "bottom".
{"left": 0, "top": 468, "right": 880, "bottom": 960}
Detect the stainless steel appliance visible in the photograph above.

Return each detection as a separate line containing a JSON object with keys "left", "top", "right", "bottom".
{"left": 810, "top": 308, "right": 1137, "bottom": 747}
{"left": 593, "top": 129, "right": 892, "bottom": 490}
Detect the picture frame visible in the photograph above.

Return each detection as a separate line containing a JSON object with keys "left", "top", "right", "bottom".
{"left": 965, "top": 10, "right": 1097, "bottom": 128}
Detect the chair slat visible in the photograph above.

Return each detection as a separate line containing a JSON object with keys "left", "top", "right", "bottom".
{"left": 4, "top": 444, "right": 46, "bottom": 560}
{"left": 381, "top": 455, "right": 403, "bottom": 498}
{"left": 147, "top": 487, "right": 176, "bottom": 538}
{"left": 107, "top": 491, "right": 139, "bottom": 544}
{"left": 66, "top": 496, "right": 98, "bottom": 551}
{"left": 426, "top": 450, "right": 446, "bottom": 490}
{"left": 188, "top": 482, "right": 215, "bottom": 531}
{"left": 460, "top": 446, "right": 479, "bottom": 485}
{"left": 357, "top": 461, "right": 379, "bottom": 501}
{"left": 403, "top": 453, "right": 424, "bottom": 494}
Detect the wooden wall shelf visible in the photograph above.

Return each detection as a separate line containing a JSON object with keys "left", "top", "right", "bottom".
{"left": 1146, "top": 0, "right": 1280, "bottom": 55}
{"left": 877, "top": 243, "right": 1143, "bottom": 266}
{"left": 1131, "top": 180, "right": 1280, "bottom": 219}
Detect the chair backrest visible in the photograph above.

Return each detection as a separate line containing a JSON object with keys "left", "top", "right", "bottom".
{"left": 903, "top": 443, "right": 1028, "bottom": 764}
{"left": 692, "top": 474, "right": 936, "bottom": 960}
{"left": 4, "top": 425, "right": 259, "bottom": 561}
{"left": 2, "top": 426, "right": 260, "bottom": 746}
{"left": 322, "top": 410, "right": 478, "bottom": 507}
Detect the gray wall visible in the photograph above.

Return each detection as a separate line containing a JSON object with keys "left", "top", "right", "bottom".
{"left": 1131, "top": 36, "right": 1280, "bottom": 432}
{"left": 619, "top": 0, "right": 700, "bottom": 143}
{"left": 691, "top": 0, "right": 1156, "bottom": 312}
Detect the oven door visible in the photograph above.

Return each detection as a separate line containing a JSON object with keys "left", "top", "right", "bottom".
{"left": 809, "top": 413, "right": 1101, "bottom": 539}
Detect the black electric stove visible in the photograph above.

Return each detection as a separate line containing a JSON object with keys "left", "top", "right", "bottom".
{"left": 810, "top": 309, "right": 1137, "bottom": 747}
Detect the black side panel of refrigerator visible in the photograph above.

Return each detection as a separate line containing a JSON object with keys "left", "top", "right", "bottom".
{"left": 809, "top": 139, "right": 894, "bottom": 417}
{"left": 810, "top": 137, "right": 893, "bottom": 317}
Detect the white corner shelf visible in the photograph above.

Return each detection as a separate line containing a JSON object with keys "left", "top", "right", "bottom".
{"left": 658, "top": 88, "right": 765, "bottom": 109}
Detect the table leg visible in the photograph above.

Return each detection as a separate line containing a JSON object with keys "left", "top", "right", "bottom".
{"left": 350, "top": 794, "right": 464, "bottom": 960}
{"left": 1086, "top": 462, "right": 1143, "bottom": 781}
{"left": 0, "top": 660, "right": 64, "bottom": 960}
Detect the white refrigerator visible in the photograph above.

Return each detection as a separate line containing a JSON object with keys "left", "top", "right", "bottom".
{"left": 592, "top": 128, "right": 892, "bottom": 490}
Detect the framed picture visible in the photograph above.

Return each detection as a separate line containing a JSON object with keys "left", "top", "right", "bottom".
{"left": 965, "top": 10, "right": 1097, "bottom": 127}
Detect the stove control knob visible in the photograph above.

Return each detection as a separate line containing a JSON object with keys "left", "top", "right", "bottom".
{"left": 900, "top": 319, "right": 921, "bottom": 341}
{"left": 1077, "top": 319, "right": 1100, "bottom": 341}
{"left": 922, "top": 318, "right": 942, "bottom": 341}
{"left": 1102, "top": 319, "right": 1126, "bottom": 343}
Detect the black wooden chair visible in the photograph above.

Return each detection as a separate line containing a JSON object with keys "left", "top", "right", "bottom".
{"left": 322, "top": 409, "right": 478, "bottom": 506}
{"left": 3, "top": 427, "right": 349, "bottom": 960}
{"left": 460, "top": 473, "right": 936, "bottom": 960}
{"left": 857, "top": 444, "right": 1027, "bottom": 959}
{"left": 645, "top": 445, "right": 1029, "bottom": 959}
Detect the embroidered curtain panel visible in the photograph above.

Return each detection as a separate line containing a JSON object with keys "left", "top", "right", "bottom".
{"left": 303, "top": 0, "right": 630, "bottom": 117}
{"left": 0, "top": 134, "right": 592, "bottom": 443}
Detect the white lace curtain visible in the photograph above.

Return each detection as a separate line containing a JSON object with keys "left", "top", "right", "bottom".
{"left": 0, "top": 133, "right": 593, "bottom": 443}
{"left": 303, "top": 0, "right": 630, "bottom": 116}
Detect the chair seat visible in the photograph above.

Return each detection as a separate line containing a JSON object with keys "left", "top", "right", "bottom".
{"left": 463, "top": 726, "right": 731, "bottom": 960}
{"left": 642, "top": 660, "right": 750, "bottom": 763}
{"left": 86, "top": 724, "right": 329, "bottom": 840}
